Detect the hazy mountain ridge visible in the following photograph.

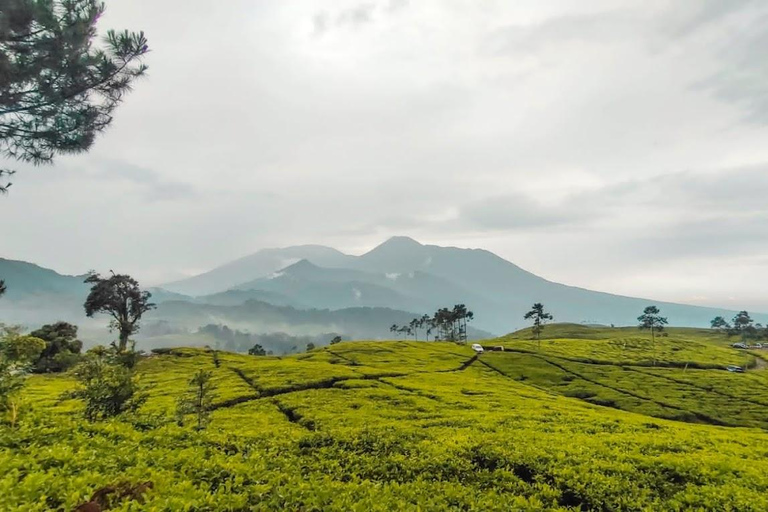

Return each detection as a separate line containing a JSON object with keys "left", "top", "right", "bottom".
{"left": 2, "top": 238, "right": 766, "bottom": 343}
{"left": 160, "top": 236, "right": 768, "bottom": 333}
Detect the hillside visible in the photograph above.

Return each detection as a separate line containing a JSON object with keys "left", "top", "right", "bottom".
{"left": 5, "top": 325, "right": 768, "bottom": 510}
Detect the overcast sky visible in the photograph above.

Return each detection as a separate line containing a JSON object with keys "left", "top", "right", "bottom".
{"left": 3, "top": 0, "right": 768, "bottom": 311}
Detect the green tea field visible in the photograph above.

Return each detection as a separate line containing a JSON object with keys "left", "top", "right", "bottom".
{"left": 3, "top": 325, "right": 768, "bottom": 511}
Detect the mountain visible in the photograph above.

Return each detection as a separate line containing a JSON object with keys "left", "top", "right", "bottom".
{"left": 3, "top": 238, "right": 768, "bottom": 344}
{"left": 164, "top": 236, "right": 768, "bottom": 334}
{"left": 161, "top": 245, "right": 354, "bottom": 296}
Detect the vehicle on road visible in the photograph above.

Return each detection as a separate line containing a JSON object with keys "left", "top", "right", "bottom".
{"left": 726, "top": 365, "right": 744, "bottom": 373}
{"left": 471, "top": 343, "right": 484, "bottom": 354}
{"left": 732, "top": 343, "right": 747, "bottom": 349}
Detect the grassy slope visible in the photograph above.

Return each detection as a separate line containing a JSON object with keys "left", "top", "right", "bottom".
{"left": 2, "top": 328, "right": 768, "bottom": 510}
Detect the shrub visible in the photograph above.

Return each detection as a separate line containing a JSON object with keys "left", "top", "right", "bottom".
{"left": 69, "top": 352, "right": 147, "bottom": 421}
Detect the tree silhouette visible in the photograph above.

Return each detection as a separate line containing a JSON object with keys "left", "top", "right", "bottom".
{"left": 1, "top": 0, "right": 149, "bottom": 192}
{"left": 729, "top": 311, "right": 755, "bottom": 342}
{"left": 83, "top": 272, "right": 155, "bottom": 352}
{"left": 0, "top": 280, "right": 5, "bottom": 297}
{"left": 248, "top": 344, "right": 266, "bottom": 356}
{"left": 710, "top": 316, "right": 730, "bottom": 332}
{"left": 524, "top": 303, "right": 553, "bottom": 349}
{"left": 419, "top": 314, "right": 432, "bottom": 341}
{"left": 637, "top": 305, "right": 668, "bottom": 365}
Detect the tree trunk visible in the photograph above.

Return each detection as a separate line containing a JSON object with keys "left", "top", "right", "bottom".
{"left": 118, "top": 329, "right": 130, "bottom": 352}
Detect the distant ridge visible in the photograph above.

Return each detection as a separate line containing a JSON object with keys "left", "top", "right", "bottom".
{"left": 3, "top": 237, "right": 767, "bottom": 340}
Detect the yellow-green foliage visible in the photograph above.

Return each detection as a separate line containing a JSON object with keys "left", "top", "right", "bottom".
{"left": 2, "top": 329, "right": 768, "bottom": 511}
{"left": 499, "top": 325, "right": 752, "bottom": 368}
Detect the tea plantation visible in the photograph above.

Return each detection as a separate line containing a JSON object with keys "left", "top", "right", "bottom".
{"left": 3, "top": 326, "right": 768, "bottom": 511}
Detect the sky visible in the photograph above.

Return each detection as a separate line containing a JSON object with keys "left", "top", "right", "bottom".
{"left": 2, "top": 0, "right": 768, "bottom": 311}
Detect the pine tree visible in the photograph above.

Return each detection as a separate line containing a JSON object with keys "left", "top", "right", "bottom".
{"left": 1, "top": 0, "right": 149, "bottom": 192}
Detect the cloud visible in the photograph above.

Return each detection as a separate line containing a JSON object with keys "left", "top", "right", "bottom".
{"left": 90, "top": 160, "right": 198, "bottom": 202}
{"left": 460, "top": 193, "right": 597, "bottom": 231}
{"left": 3, "top": 0, "right": 768, "bottom": 309}
{"left": 336, "top": 3, "right": 377, "bottom": 28}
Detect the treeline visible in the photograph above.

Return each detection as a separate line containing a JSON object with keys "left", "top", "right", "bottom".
{"left": 390, "top": 304, "right": 474, "bottom": 342}
{"left": 198, "top": 324, "right": 346, "bottom": 355}
{"left": 711, "top": 311, "right": 768, "bottom": 342}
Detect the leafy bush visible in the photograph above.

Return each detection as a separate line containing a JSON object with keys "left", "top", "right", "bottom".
{"left": 69, "top": 352, "right": 147, "bottom": 421}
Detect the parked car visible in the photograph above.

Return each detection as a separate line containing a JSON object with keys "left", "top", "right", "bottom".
{"left": 471, "top": 343, "right": 484, "bottom": 354}
{"left": 753, "top": 343, "right": 763, "bottom": 349}
{"left": 726, "top": 365, "right": 744, "bottom": 373}
{"left": 731, "top": 343, "right": 747, "bottom": 349}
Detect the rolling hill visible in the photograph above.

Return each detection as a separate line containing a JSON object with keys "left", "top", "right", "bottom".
{"left": 7, "top": 325, "right": 768, "bottom": 510}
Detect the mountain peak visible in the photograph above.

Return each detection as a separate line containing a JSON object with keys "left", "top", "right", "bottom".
{"left": 376, "top": 236, "right": 423, "bottom": 250}
{"left": 281, "top": 259, "right": 318, "bottom": 273}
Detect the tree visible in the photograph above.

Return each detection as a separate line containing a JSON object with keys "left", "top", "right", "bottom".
{"left": 409, "top": 318, "right": 420, "bottom": 340}
{"left": 0, "top": 281, "right": 5, "bottom": 297}
{"left": 69, "top": 349, "right": 146, "bottom": 421}
{"left": 710, "top": 316, "right": 730, "bottom": 332}
{"left": 248, "top": 344, "right": 266, "bottom": 356}
{"left": 730, "top": 311, "right": 755, "bottom": 342}
{"left": 419, "top": 314, "right": 432, "bottom": 341}
{"left": 0, "top": 0, "right": 149, "bottom": 192}
{"left": 29, "top": 321, "right": 83, "bottom": 372}
{"left": 176, "top": 369, "right": 216, "bottom": 431}
{"left": 83, "top": 271, "right": 155, "bottom": 352}
{"left": 306, "top": 342, "right": 316, "bottom": 352}
{"left": 637, "top": 306, "right": 668, "bottom": 365}
{"left": 330, "top": 335, "right": 342, "bottom": 345}
{"left": 524, "top": 303, "right": 553, "bottom": 349}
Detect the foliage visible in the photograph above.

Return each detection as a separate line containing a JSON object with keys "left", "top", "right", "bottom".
{"left": 729, "top": 311, "right": 757, "bottom": 341}
{"left": 84, "top": 271, "right": 155, "bottom": 352}
{"left": 69, "top": 351, "right": 146, "bottom": 421}
{"left": 5, "top": 330, "right": 768, "bottom": 509}
{"left": 0, "top": 280, "right": 5, "bottom": 296}
{"left": 710, "top": 316, "right": 730, "bottom": 331}
{"left": 29, "top": 321, "right": 83, "bottom": 372}
{"left": 524, "top": 303, "right": 553, "bottom": 344}
{"left": 176, "top": 369, "right": 216, "bottom": 430}
{"left": 392, "top": 305, "right": 474, "bottom": 342}
{"left": 0, "top": 0, "right": 149, "bottom": 192}
{"left": 637, "top": 305, "right": 668, "bottom": 359}
{"left": 330, "top": 335, "right": 342, "bottom": 345}
{"left": 306, "top": 342, "right": 316, "bottom": 352}
{"left": 248, "top": 344, "right": 266, "bottom": 356}
{"left": 0, "top": 325, "right": 45, "bottom": 425}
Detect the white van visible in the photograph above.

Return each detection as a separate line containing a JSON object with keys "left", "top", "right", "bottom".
{"left": 471, "top": 343, "right": 484, "bottom": 354}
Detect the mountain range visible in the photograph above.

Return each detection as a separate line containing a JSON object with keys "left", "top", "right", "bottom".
{"left": 1, "top": 237, "right": 764, "bottom": 346}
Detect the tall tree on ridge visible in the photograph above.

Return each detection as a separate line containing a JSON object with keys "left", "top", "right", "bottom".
{"left": 638, "top": 305, "right": 667, "bottom": 366}
{"left": 0, "top": 0, "right": 149, "bottom": 192}
{"left": 524, "top": 303, "right": 553, "bottom": 350}
{"left": 83, "top": 271, "right": 155, "bottom": 352}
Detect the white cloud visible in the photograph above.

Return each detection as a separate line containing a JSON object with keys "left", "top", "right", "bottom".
{"left": 2, "top": 0, "right": 768, "bottom": 310}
